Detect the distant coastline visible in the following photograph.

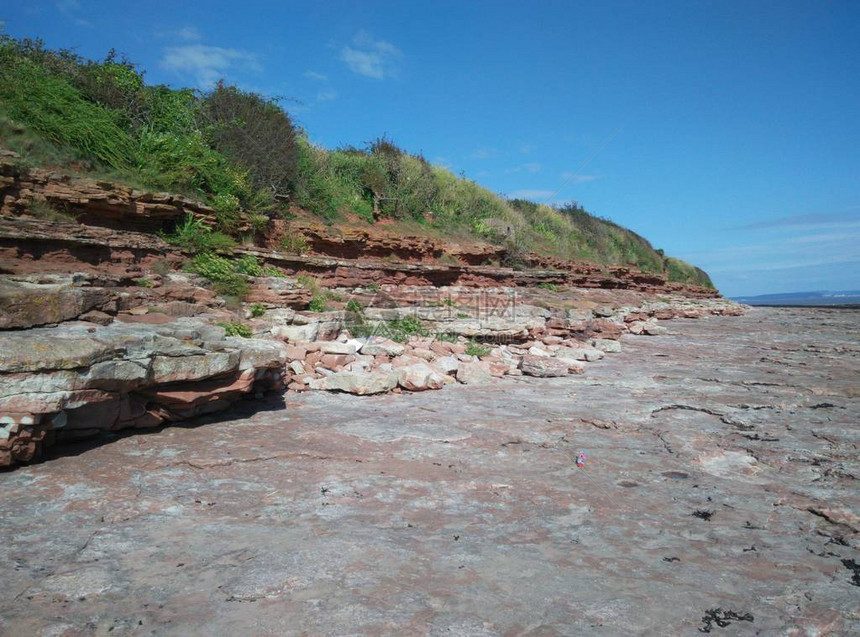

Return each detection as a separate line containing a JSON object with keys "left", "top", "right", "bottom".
{"left": 732, "top": 290, "right": 860, "bottom": 307}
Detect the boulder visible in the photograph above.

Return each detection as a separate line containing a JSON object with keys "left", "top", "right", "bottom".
{"left": 435, "top": 356, "right": 460, "bottom": 375}
{"left": 643, "top": 323, "right": 668, "bottom": 335}
{"left": 318, "top": 341, "right": 356, "bottom": 355}
{"left": 271, "top": 323, "right": 319, "bottom": 343}
{"left": 555, "top": 346, "right": 604, "bottom": 362}
{"left": 456, "top": 362, "right": 492, "bottom": 385}
{"left": 554, "top": 357, "right": 586, "bottom": 375}
{"left": 528, "top": 346, "right": 552, "bottom": 357}
{"left": 398, "top": 363, "right": 447, "bottom": 391}
{"left": 521, "top": 354, "right": 569, "bottom": 378}
{"left": 0, "top": 276, "right": 112, "bottom": 329}
{"left": 359, "top": 337, "right": 406, "bottom": 357}
{"left": 588, "top": 338, "right": 622, "bottom": 353}
{"left": 0, "top": 318, "right": 289, "bottom": 467}
{"left": 318, "top": 370, "right": 399, "bottom": 395}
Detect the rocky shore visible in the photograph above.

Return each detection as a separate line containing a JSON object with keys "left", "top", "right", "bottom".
{"left": 0, "top": 307, "right": 856, "bottom": 634}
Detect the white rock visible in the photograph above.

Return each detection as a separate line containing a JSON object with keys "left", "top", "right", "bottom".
{"left": 318, "top": 341, "right": 356, "bottom": 355}
{"left": 555, "top": 346, "right": 604, "bottom": 362}
{"left": 272, "top": 323, "right": 319, "bottom": 343}
{"left": 359, "top": 337, "right": 405, "bottom": 357}
{"left": 319, "top": 370, "right": 399, "bottom": 395}
{"left": 435, "top": 356, "right": 460, "bottom": 374}
{"left": 397, "top": 363, "right": 446, "bottom": 391}
{"left": 588, "top": 338, "right": 622, "bottom": 353}
{"left": 456, "top": 362, "right": 492, "bottom": 385}
{"left": 289, "top": 360, "right": 306, "bottom": 375}
{"left": 528, "top": 346, "right": 552, "bottom": 357}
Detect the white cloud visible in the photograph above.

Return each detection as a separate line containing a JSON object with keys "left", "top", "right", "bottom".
{"left": 519, "top": 144, "right": 537, "bottom": 155}
{"left": 470, "top": 148, "right": 498, "bottom": 160}
{"left": 316, "top": 89, "right": 337, "bottom": 102}
{"left": 161, "top": 44, "right": 260, "bottom": 89}
{"left": 304, "top": 70, "right": 328, "bottom": 82}
{"left": 56, "top": 0, "right": 92, "bottom": 27}
{"left": 155, "top": 25, "right": 202, "bottom": 41}
{"left": 175, "top": 26, "right": 202, "bottom": 41}
{"left": 340, "top": 31, "right": 402, "bottom": 79}
{"left": 505, "top": 163, "right": 542, "bottom": 174}
{"left": 507, "top": 189, "right": 555, "bottom": 200}
{"left": 679, "top": 228, "right": 860, "bottom": 274}
{"left": 561, "top": 172, "right": 600, "bottom": 183}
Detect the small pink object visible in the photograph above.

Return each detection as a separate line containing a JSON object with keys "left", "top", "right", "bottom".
{"left": 575, "top": 451, "right": 587, "bottom": 468}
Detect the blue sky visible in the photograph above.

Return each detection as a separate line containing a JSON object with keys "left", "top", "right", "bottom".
{"left": 2, "top": 0, "right": 858, "bottom": 296}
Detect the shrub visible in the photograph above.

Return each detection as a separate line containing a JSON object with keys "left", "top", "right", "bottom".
{"left": 465, "top": 340, "right": 491, "bottom": 357}
{"left": 204, "top": 81, "right": 299, "bottom": 199}
{"left": 162, "top": 214, "right": 236, "bottom": 254}
{"left": 27, "top": 198, "right": 77, "bottom": 223}
{"left": 280, "top": 234, "right": 309, "bottom": 255}
{"left": 249, "top": 303, "right": 266, "bottom": 318}
{"left": 234, "top": 254, "right": 269, "bottom": 277}
{"left": 217, "top": 321, "right": 252, "bottom": 338}
{"left": 133, "top": 277, "right": 154, "bottom": 288}
{"left": 386, "top": 315, "right": 428, "bottom": 342}
{"left": 187, "top": 252, "right": 249, "bottom": 298}
{"left": 538, "top": 282, "right": 559, "bottom": 292}
{"left": 308, "top": 294, "right": 328, "bottom": 312}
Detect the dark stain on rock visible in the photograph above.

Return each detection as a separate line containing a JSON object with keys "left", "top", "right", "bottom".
{"left": 698, "top": 608, "right": 754, "bottom": 632}
{"left": 663, "top": 556, "right": 680, "bottom": 562}
{"left": 841, "top": 558, "right": 860, "bottom": 586}
{"left": 617, "top": 480, "right": 639, "bottom": 488}
{"left": 663, "top": 471, "right": 689, "bottom": 479}
{"left": 692, "top": 509, "right": 714, "bottom": 521}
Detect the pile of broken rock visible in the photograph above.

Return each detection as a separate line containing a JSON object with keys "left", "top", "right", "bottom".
{"left": 0, "top": 272, "right": 743, "bottom": 467}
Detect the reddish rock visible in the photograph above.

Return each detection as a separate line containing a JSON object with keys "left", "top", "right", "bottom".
{"left": 520, "top": 354, "right": 569, "bottom": 378}
{"left": 320, "top": 354, "right": 354, "bottom": 370}
{"left": 283, "top": 345, "right": 308, "bottom": 361}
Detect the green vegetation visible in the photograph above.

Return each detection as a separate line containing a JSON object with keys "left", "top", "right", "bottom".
{"left": 308, "top": 295, "right": 328, "bottom": 312}
{"left": 26, "top": 197, "right": 77, "bottom": 223}
{"left": 133, "top": 277, "right": 154, "bottom": 288}
{"left": 386, "top": 316, "right": 428, "bottom": 342}
{"left": 249, "top": 303, "right": 266, "bottom": 318}
{"left": 280, "top": 234, "right": 309, "bottom": 255}
{"left": 162, "top": 214, "right": 235, "bottom": 254}
{"left": 664, "top": 257, "right": 714, "bottom": 289}
{"left": 186, "top": 253, "right": 249, "bottom": 298}
{"left": 0, "top": 34, "right": 713, "bottom": 288}
{"left": 465, "top": 340, "right": 491, "bottom": 357}
{"left": 538, "top": 282, "right": 560, "bottom": 292}
{"left": 216, "top": 321, "right": 252, "bottom": 338}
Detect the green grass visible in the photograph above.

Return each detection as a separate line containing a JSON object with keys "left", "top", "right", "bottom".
{"left": 26, "top": 197, "right": 77, "bottom": 223}
{"left": 280, "top": 234, "right": 309, "bottom": 255}
{"left": 216, "top": 321, "right": 252, "bottom": 338}
{"left": 465, "top": 340, "right": 491, "bottom": 357}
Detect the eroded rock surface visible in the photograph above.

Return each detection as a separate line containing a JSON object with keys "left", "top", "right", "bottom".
{"left": 0, "top": 308, "right": 856, "bottom": 634}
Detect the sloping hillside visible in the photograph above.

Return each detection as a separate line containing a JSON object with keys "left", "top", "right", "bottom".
{"left": 0, "top": 35, "right": 712, "bottom": 288}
